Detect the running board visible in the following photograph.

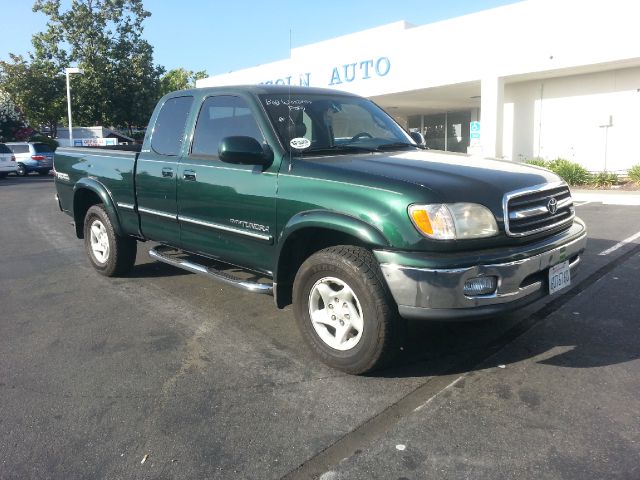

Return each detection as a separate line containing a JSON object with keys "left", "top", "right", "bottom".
{"left": 148, "top": 246, "right": 273, "bottom": 295}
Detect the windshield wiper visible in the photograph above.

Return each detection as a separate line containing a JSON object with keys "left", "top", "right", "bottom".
{"left": 302, "top": 145, "right": 377, "bottom": 155}
{"left": 374, "top": 142, "right": 420, "bottom": 151}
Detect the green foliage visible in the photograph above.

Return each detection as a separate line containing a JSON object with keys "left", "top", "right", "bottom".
{"left": 0, "top": 55, "right": 66, "bottom": 137}
{"left": 129, "top": 130, "right": 146, "bottom": 142}
{"left": 628, "top": 164, "right": 640, "bottom": 184}
{"left": 591, "top": 171, "right": 618, "bottom": 188}
{"left": 524, "top": 157, "right": 549, "bottom": 168}
{"left": 30, "top": 0, "right": 163, "bottom": 132}
{"left": 0, "top": 93, "right": 32, "bottom": 141}
{"left": 546, "top": 158, "right": 591, "bottom": 186}
{"left": 30, "top": 135, "right": 59, "bottom": 150}
{"left": 159, "top": 68, "right": 208, "bottom": 97}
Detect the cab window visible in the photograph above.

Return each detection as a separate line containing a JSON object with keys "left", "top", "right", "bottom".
{"left": 191, "top": 95, "right": 263, "bottom": 158}
{"left": 151, "top": 96, "right": 194, "bottom": 156}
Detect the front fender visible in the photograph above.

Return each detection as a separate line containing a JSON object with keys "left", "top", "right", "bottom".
{"left": 278, "top": 210, "right": 390, "bottom": 251}
{"left": 271, "top": 210, "right": 390, "bottom": 307}
{"left": 73, "top": 177, "right": 123, "bottom": 237}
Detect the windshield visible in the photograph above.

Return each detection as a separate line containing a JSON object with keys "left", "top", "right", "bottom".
{"left": 259, "top": 93, "right": 416, "bottom": 155}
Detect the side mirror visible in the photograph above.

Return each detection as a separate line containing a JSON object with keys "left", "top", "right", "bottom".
{"left": 218, "top": 136, "right": 273, "bottom": 166}
{"left": 409, "top": 131, "right": 427, "bottom": 149}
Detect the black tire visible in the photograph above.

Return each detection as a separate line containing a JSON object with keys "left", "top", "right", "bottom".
{"left": 293, "top": 245, "right": 403, "bottom": 374}
{"left": 38, "top": 169, "right": 50, "bottom": 176}
{"left": 16, "top": 164, "right": 27, "bottom": 176}
{"left": 0, "top": 172, "right": 7, "bottom": 179}
{"left": 83, "top": 205, "right": 137, "bottom": 277}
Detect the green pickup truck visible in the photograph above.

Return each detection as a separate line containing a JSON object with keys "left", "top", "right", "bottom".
{"left": 54, "top": 85, "right": 587, "bottom": 373}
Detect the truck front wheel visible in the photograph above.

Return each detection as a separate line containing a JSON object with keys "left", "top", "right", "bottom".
{"left": 293, "top": 246, "right": 403, "bottom": 374}
{"left": 83, "top": 205, "right": 137, "bottom": 277}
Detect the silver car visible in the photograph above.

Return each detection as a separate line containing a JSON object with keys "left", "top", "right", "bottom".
{"left": 6, "top": 142, "right": 55, "bottom": 176}
{"left": 0, "top": 143, "right": 17, "bottom": 178}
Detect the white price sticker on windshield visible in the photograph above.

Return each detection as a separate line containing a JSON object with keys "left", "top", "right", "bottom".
{"left": 290, "top": 137, "right": 311, "bottom": 150}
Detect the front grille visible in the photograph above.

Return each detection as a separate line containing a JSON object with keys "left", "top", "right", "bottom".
{"left": 504, "top": 183, "right": 575, "bottom": 237}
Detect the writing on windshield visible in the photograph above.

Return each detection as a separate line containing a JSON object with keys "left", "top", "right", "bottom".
{"left": 259, "top": 94, "right": 415, "bottom": 155}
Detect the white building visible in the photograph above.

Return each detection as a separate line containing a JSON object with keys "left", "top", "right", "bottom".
{"left": 197, "top": 0, "right": 640, "bottom": 173}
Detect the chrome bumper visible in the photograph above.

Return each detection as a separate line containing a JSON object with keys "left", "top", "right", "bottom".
{"left": 378, "top": 231, "right": 587, "bottom": 320}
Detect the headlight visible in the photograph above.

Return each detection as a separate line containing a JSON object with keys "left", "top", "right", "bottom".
{"left": 408, "top": 203, "right": 498, "bottom": 240}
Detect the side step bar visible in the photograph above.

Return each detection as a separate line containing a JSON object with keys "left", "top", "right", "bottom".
{"left": 148, "top": 246, "right": 273, "bottom": 295}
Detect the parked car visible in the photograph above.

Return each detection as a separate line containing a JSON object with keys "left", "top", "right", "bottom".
{"left": 6, "top": 142, "right": 55, "bottom": 176}
{"left": 0, "top": 143, "right": 17, "bottom": 178}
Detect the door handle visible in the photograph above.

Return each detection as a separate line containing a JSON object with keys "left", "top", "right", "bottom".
{"left": 183, "top": 169, "right": 197, "bottom": 181}
{"left": 161, "top": 167, "right": 173, "bottom": 178}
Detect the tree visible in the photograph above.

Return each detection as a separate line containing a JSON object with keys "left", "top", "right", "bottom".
{"left": 159, "top": 68, "right": 208, "bottom": 97}
{"left": 31, "top": 0, "right": 163, "bottom": 130}
{"left": 0, "top": 92, "right": 30, "bottom": 141}
{"left": 0, "top": 54, "right": 66, "bottom": 138}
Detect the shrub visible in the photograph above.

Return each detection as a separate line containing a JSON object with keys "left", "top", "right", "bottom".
{"left": 30, "top": 135, "right": 59, "bottom": 151}
{"left": 547, "top": 158, "right": 591, "bottom": 186}
{"left": 628, "top": 164, "right": 640, "bottom": 184}
{"left": 591, "top": 171, "right": 618, "bottom": 188}
{"left": 525, "top": 157, "right": 549, "bottom": 168}
{"left": 130, "top": 131, "right": 146, "bottom": 142}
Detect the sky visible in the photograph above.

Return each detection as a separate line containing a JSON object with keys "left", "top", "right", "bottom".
{"left": 0, "top": 0, "right": 520, "bottom": 77}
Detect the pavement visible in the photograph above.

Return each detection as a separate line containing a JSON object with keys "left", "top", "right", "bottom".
{"left": 1, "top": 175, "right": 639, "bottom": 479}
{"left": 320, "top": 251, "right": 640, "bottom": 480}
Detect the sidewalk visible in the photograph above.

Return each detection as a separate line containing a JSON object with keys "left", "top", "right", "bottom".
{"left": 572, "top": 188, "right": 640, "bottom": 205}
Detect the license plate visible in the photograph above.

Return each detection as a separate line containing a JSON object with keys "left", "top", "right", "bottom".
{"left": 549, "top": 260, "right": 570, "bottom": 294}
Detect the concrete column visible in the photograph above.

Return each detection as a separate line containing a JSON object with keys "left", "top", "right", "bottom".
{"left": 480, "top": 76, "right": 504, "bottom": 158}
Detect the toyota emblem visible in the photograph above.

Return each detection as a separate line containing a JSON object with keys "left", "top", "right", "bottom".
{"left": 547, "top": 197, "right": 558, "bottom": 215}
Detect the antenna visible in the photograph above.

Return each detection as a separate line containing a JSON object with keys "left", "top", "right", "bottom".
{"left": 288, "top": 28, "right": 293, "bottom": 172}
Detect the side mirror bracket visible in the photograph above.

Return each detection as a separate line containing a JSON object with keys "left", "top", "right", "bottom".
{"left": 409, "top": 131, "right": 427, "bottom": 149}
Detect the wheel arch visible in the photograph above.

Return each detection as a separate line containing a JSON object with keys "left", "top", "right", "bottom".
{"left": 72, "top": 178, "right": 122, "bottom": 238}
{"left": 273, "top": 210, "right": 390, "bottom": 308}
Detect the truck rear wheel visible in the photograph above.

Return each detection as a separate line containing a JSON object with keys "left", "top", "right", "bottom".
{"left": 293, "top": 245, "right": 403, "bottom": 374}
{"left": 83, "top": 205, "right": 137, "bottom": 277}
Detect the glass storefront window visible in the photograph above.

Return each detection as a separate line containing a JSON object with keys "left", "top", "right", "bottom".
{"left": 415, "top": 111, "right": 471, "bottom": 153}
{"left": 407, "top": 115, "right": 422, "bottom": 132}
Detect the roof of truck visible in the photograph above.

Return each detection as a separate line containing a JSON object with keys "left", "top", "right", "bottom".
{"left": 170, "top": 84, "right": 361, "bottom": 98}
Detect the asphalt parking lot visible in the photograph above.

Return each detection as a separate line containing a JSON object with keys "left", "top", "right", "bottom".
{"left": 1, "top": 176, "right": 639, "bottom": 480}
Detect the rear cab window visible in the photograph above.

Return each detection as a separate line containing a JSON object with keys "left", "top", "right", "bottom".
{"left": 151, "top": 96, "right": 194, "bottom": 156}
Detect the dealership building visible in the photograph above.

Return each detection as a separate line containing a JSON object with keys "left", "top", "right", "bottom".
{"left": 197, "top": 0, "right": 640, "bottom": 173}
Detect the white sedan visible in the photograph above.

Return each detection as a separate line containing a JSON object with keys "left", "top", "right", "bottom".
{"left": 0, "top": 143, "right": 18, "bottom": 178}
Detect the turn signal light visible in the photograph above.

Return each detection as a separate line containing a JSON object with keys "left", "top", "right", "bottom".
{"left": 409, "top": 209, "right": 433, "bottom": 235}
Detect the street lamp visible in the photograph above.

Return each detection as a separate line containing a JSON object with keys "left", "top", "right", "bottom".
{"left": 65, "top": 67, "right": 84, "bottom": 147}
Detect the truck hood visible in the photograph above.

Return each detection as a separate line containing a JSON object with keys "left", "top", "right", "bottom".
{"left": 302, "top": 149, "right": 561, "bottom": 213}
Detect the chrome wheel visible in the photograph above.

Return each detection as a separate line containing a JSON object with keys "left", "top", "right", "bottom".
{"left": 89, "top": 219, "right": 110, "bottom": 264}
{"left": 308, "top": 276, "right": 364, "bottom": 351}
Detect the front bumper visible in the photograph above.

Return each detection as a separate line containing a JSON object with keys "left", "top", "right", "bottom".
{"left": 376, "top": 220, "right": 587, "bottom": 320}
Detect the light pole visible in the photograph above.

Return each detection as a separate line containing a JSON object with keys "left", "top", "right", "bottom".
{"left": 65, "top": 67, "right": 83, "bottom": 147}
